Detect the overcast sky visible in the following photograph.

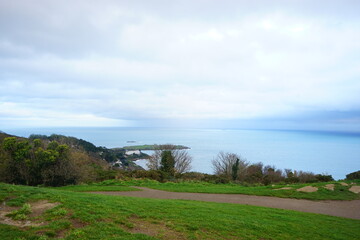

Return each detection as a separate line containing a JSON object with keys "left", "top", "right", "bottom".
{"left": 1, "top": 0, "right": 359, "bottom": 131}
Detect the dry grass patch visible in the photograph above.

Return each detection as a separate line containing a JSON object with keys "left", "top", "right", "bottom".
{"left": 324, "top": 184, "right": 335, "bottom": 191}
{"left": 296, "top": 186, "right": 318, "bottom": 192}
{"left": 274, "top": 187, "right": 292, "bottom": 190}
{"left": 349, "top": 186, "right": 360, "bottom": 194}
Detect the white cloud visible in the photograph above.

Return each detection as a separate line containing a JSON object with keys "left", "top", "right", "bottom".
{"left": 0, "top": 0, "right": 359, "bottom": 129}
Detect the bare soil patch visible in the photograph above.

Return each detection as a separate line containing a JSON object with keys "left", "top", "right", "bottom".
{"left": 0, "top": 200, "right": 59, "bottom": 227}
{"left": 340, "top": 182, "right": 349, "bottom": 186}
{"left": 296, "top": 186, "right": 318, "bottom": 192}
{"left": 324, "top": 184, "right": 335, "bottom": 191}
{"left": 349, "top": 186, "right": 360, "bottom": 194}
{"left": 29, "top": 200, "right": 60, "bottom": 218}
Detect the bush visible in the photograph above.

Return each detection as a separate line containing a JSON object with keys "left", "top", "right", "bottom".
{"left": 285, "top": 176, "right": 300, "bottom": 184}
{"left": 346, "top": 170, "right": 360, "bottom": 180}
{"left": 179, "top": 172, "right": 206, "bottom": 181}
{"left": 129, "top": 170, "right": 164, "bottom": 182}
{"left": 315, "top": 174, "right": 334, "bottom": 182}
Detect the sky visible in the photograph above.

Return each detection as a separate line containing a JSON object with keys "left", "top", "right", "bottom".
{"left": 0, "top": 0, "right": 360, "bottom": 131}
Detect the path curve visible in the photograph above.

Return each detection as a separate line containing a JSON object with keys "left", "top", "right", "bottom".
{"left": 90, "top": 187, "right": 360, "bottom": 220}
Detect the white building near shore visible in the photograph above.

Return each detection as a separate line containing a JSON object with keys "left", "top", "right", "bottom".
{"left": 125, "top": 150, "right": 141, "bottom": 155}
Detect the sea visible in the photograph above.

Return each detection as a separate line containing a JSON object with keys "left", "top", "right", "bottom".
{"left": 2, "top": 127, "right": 360, "bottom": 180}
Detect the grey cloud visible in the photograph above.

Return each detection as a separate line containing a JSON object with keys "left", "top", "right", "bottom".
{"left": 0, "top": 0, "right": 360, "bottom": 130}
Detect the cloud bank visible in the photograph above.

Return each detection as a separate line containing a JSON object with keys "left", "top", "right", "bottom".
{"left": 0, "top": 0, "right": 359, "bottom": 130}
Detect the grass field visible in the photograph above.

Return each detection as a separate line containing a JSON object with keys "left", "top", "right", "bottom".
{"left": 1, "top": 183, "right": 359, "bottom": 240}
{"left": 53, "top": 185, "right": 139, "bottom": 192}
{"left": 55, "top": 179, "right": 360, "bottom": 200}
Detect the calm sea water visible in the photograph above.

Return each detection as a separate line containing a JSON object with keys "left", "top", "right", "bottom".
{"left": 3, "top": 127, "right": 360, "bottom": 180}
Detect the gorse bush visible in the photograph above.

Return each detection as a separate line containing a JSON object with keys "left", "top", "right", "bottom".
{"left": 0, "top": 137, "right": 110, "bottom": 186}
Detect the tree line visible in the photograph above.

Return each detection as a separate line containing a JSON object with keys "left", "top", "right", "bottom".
{"left": 211, "top": 151, "right": 334, "bottom": 184}
{"left": 144, "top": 146, "right": 334, "bottom": 184}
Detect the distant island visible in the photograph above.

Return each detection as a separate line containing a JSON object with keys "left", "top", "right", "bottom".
{"left": 120, "top": 144, "right": 190, "bottom": 151}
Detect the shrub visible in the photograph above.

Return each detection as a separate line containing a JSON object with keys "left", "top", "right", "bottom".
{"left": 315, "top": 174, "right": 334, "bottom": 182}
{"left": 346, "top": 170, "right": 360, "bottom": 180}
{"left": 180, "top": 172, "right": 206, "bottom": 181}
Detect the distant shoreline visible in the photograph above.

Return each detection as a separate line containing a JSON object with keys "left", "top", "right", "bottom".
{"left": 118, "top": 144, "right": 190, "bottom": 151}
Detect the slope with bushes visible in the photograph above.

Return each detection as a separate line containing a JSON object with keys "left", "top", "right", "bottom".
{"left": 0, "top": 132, "right": 142, "bottom": 186}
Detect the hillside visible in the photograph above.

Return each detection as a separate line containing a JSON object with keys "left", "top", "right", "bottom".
{"left": 0, "top": 132, "right": 143, "bottom": 186}
{"left": 0, "top": 131, "right": 22, "bottom": 142}
{"left": 28, "top": 133, "right": 144, "bottom": 170}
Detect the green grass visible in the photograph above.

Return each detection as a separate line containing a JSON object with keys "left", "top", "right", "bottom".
{"left": 6, "top": 203, "right": 32, "bottom": 220}
{"left": 62, "top": 179, "right": 360, "bottom": 200}
{"left": 52, "top": 185, "right": 138, "bottom": 192}
{"left": 0, "top": 183, "right": 359, "bottom": 240}
{"left": 139, "top": 181, "right": 360, "bottom": 200}
{"left": 0, "top": 224, "right": 40, "bottom": 240}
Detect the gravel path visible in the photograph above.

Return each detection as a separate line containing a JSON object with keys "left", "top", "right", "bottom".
{"left": 89, "top": 187, "right": 360, "bottom": 220}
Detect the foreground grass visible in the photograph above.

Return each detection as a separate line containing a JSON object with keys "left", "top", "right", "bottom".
{"left": 0, "top": 184, "right": 360, "bottom": 240}
{"left": 58, "top": 179, "right": 360, "bottom": 200}
{"left": 1, "top": 183, "right": 359, "bottom": 240}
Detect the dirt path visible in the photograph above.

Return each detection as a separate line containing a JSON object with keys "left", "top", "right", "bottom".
{"left": 90, "top": 187, "right": 360, "bottom": 220}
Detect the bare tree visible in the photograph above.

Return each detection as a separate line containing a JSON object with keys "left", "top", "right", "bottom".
{"left": 212, "top": 152, "right": 248, "bottom": 180}
{"left": 172, "top": 149, "right": 192, "bottom": 173}
{"left": 147, "top": 144, "right": 192, "bottom": 174}
{"left": 147, "top": 149, "right": 162, "bottom": 170}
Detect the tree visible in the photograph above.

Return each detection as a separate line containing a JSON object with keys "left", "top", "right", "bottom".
{"left": 244, "top": 162, "right": 263, "bottom": 183}
{"left": 212, "top": 152, "right": 248, "bottom": 180}
{"left": 263, "top": 165, "right": 284, "bottom": 184}
{"left": 172, "top": 149, "right": 192, "bottom": 174}
{"left": 147, "top": 144, "right": 192, "bottom": 174}
{"left": 231, "top": 158, "right": 240, "bottom": 181}
{"left": 2, "top": 137, "right": 32, "bottom": 185}
{"left": 160, "top": 150, "right": 175, "bottom": 176}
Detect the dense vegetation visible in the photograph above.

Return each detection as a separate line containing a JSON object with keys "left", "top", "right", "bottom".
{"left": 0, "top": 133, "right": 142, "bottom": 187}
{"left": 210, "top": 151, "right": 334, "bottom": 185}
{"left": 346, "top": 170, "right": 360, "bottom": 180}
{"left": 1, "top": 183, "right": 359, "bottom": 240}
{"left": 0, "top": 136, "right": 111, "bottom": 186}
{"left": 29, "top": 134, "right": 127, "bottom": 164}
